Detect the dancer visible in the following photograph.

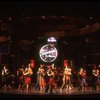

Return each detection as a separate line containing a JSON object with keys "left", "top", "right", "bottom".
{"left": 0, "top": 65, "right": 11, "bottom": 91}
{"left": 78, "top": 68, "right": 87, "bottom": 92}
{"left": 17, "top": 66, "right": 24, "bottom": 91}
{"left": 60, "top": 65, "right": 72, "bottom": 93}
{"left": 37, "top": 64, "right": 46, "bottom": 93}
{"left": 22, "top": 65, "right": 33, "bottom": 93}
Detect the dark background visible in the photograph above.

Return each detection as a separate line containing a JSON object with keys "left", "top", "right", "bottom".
{"left": 0, "top": 1, "right": 100, "bottom": 72}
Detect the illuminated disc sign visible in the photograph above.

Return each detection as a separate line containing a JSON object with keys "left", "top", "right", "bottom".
{"left": 39, "top": 44, "right": 58, "bottom": 62}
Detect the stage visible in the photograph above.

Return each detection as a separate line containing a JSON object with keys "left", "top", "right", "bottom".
{"left": 0, "top": 87, "right": 100, "bottom": 99}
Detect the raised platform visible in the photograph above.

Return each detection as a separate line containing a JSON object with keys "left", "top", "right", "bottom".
{"left": 0, "top": 87, "right": 100, "bottom": 99}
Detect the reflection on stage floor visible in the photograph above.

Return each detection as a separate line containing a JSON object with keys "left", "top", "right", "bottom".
{"left": 0, "top": 87, "right": 100, "bottom": 99}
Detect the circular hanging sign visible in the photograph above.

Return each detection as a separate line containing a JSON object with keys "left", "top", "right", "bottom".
{"left": 39, "top": 44, "right": 58, "bottom": 62}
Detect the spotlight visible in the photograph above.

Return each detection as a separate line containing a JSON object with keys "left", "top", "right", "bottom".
{"left": 47, "top": 37, "right": 57, "bottom": 43}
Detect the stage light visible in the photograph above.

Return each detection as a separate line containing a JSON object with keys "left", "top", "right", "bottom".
{"left": 47, "top": 37, "right": 57, "bottom": 43}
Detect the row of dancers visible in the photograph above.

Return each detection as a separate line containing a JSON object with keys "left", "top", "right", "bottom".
{"left": 0, "top": 64, "right": 100, "bottom": 94}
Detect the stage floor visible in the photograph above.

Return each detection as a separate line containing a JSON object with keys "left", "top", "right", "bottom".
{"left": 0, "top": 87, "right": 100, "bottom": 99}
{"left": 0, "top": 87, "right": 100, "bottom": 95}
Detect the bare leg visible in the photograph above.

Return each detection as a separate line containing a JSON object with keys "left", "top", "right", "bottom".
{"left": 26, "top": 84, "right": 29, "bottom": 93}
{"left": 60, "top": 80, "right": 65, "bottom": 93}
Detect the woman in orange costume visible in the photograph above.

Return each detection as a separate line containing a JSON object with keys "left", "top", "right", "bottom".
{"left": 37, "top": 64, "right": 46, "bottom": 93}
